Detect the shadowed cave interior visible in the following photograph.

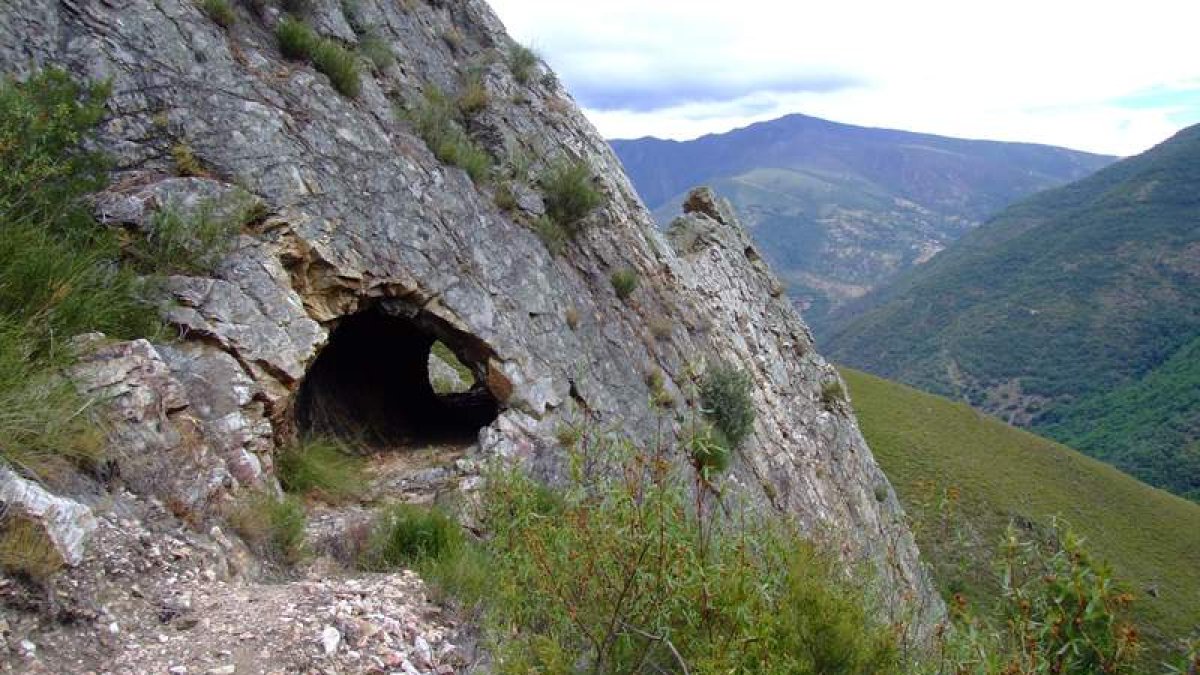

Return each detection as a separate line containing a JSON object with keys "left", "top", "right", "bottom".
{"left": 294, "top": 304, "right": 500, "bottom": 448}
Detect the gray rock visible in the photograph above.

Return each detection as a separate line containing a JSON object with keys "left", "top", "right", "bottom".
{"left": 0, "top": 467, "right": 97, "bottom": 567}
{"left": 0, "top": 0, "right": 942, "bottom": 635}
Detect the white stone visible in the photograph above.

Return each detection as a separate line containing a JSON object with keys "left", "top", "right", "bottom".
{"left": 321, "top": 625, "right": 341, "bottom": 655}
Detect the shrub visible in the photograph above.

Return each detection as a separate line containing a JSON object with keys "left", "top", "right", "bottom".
{"left": 275, "top": 435, "right": 367, "bottom": 503}
{"left": 610, "top": 267, "right": 638, "bottom": 300}
{"left": 276, "top": 16, "right": 317, "bottom": 60}
{"left": 358, "top": 503, "right": 463, "bottom": 571}
{"left": 700, "top": 360, "right": 756, "bottom": 448}
{"left": 199, "top": 0, "right": 236, "bottom": 28}
{"left": 539, "top": 159, "right": 601, "bottom": 231}
{"left": 686, "top": 419, "right": 731, "bottom": 477}
{"left": 649, "top": 316, "right": 672, "bottom": 341}
{"left": 938, "top": 523, "right": 1141, "bottom": 675}
{"left": 407, "top": 88, "right": 493, "bottom": 184}
{"left": 453, "top": 451, "right": 898, "bottom": 673}
{"left": 358, "top": 34, "right": 395, "bottom": 71}
{"left": 507, "top": 43, "right": 538, "bottom": 85}
{"left": 228, "top": 492, "right": 307, "bottom": 565}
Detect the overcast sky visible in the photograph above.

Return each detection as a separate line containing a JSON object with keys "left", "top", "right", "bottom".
{"left": 486, "top": 0, "right": 1200, "bottom": 156}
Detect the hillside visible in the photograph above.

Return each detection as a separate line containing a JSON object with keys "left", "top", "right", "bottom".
{"left": 827, "top": 123, "right": 1200, "bottom": 500}
{"left": 610, "top": 114, "right": 1114, "bottom": 332}
{"left": 841, "top": 367, "right": 1200, "bottom": 663}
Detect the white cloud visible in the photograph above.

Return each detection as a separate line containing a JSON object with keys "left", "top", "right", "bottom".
{"left": 486, "top": 0, "right": 1200, "bottom": 155}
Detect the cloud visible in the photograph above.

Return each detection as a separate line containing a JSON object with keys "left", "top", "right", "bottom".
{"left": 571, "top": 74, "right": 862, "bottom": 112}
{"left": 486, "top": 0, "right": 1200, "bottom": 155}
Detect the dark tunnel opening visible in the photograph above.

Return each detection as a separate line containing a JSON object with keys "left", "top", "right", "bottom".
{"left": 294, "top": 305, "right": 500, "bottom": 449}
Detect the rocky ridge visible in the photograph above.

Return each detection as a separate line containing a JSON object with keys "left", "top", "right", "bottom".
{"left": 1, "top": 0, "right": 942, "bottom": 667}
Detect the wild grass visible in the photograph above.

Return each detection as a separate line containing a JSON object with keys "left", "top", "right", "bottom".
{"left": 507, "top": 43, "right": 538, "bottom": 85}
{"left": 0, "top": 70, "right": 162, "bottom": 480}
{"left": 228, "top": 491, "right": 307, "bottom": 565}
{"left": 841, "top": 367, "right": 1200, "bottom": 666}
{"left": 430, "top": 340, "right": 473, "bottom": 383}
{"left": 357, "top": 503, "right": 462, "bottom": 572}
{"left": 0, "top": 514, "right": 64, "bottom": 580}
{"left": 125, "top": 197, "right": 254, "bottom": 276}
{"left": 276, "top": 17, "right": 361, "bottom": 98}
{"left": 532, "top": 215, "right": 567, "bottom": 255}
{"left": 610, "top": 267, "right": 638, "bottom": 300}
{"left": 433, "top": 447, "right": 898, "bottom": 673}
{"left": 199, "top": 0, "right": 236, "bottom": 28}
{"left": 456, "top": 71, "right": 489, "bottom": 115}
{"left": 358, "top": 33, "right": 395, "bottom": 71}
{"left": 539, "top": 159, "right": 602, "bottom": 231}
{"left": 406, "top": 88, "right": 493, "bottom": 184}
{"left": 275, "top": 435, "right": 367, "bottom": 504}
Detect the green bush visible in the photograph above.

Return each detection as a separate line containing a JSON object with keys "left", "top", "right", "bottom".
{"left": 539, "top": 159, "right": 602, "bottom": 231}
{"left": 276, "top": 435, "right": 367, "bottom": 503}
{"left": 937, "top": 523, "right": 1141, "bottom": 675}
{"left": 507, "top": 43, "right": 538, "bottom": 85}
{"left": 610, "top": 267, "right": 638, "bottom": 299}
{"left": 686, "top": 419, "right": 732, "bottom": 477}
{"left": 449, "top": 449, "right": 898, "bottom": 673}
{"left": 700, "top": 360, "right": 756, "bottom": 448}
{"left": 358, "top": 503, "right": 463, "bottom": 571}
{"left": 407, "top": 88, "right": 493, "bottom": 184}
{"left": 199, "top": 0, "right": 236, "bottom": 28}
{"left": 229, "top": 492, "right": 308, "bottom": 565}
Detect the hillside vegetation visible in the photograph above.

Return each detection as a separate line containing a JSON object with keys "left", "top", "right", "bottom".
{"left": 829, "top": 124, "right": 1200, "bottom": 500}
{"left": 841, "top": 367, "right": 1200, "bottom": 664}
{"left": 611, "top": 113, "right": 1114, "bottom": 333}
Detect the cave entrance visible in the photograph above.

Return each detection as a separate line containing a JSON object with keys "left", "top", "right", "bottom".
{"left": 294, "top": 304, "right": 500, "bottom": 449}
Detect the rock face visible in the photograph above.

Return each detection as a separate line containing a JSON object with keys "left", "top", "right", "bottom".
{"left": 0, "top": 0, "right": 941, "bottom": 634}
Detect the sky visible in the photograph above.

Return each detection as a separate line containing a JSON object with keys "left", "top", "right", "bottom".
{"left": 486, "top": 0, "right": 1200, "bottom": 156}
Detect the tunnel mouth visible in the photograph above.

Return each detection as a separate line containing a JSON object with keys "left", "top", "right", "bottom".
{"left": 294, "top": 303, "right": 500, "bottom": 449}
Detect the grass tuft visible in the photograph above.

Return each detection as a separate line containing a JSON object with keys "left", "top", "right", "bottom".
{"left": 276, "top": 435, "right": 367, "bottom": 504}
{"left": 199, "top": 0, "right": 237, "bottom": 28}
{"left": 507, "top": 43, "right": 538, "bottom": 85}
{"left": 406, "top": 88, "right": 493, "bottom": 184}
{"left": 457, "top": 71, "right": 489, "bottom": 115}
{"left": 610, "top": 267, "right": 638, "bottom": 300}
{"left": 358, "top": 503, "right": 462, "bottom": 571}
{"left": 125, "top": 196, "right": 255, "bottom": 276}
{"left": 539, "top": 159, "right": 602, "bottom": 231}
{"left": 276, "top": 17, "right": 360, "bottom": 98}
{"left": 228, "top": 491, "right": 307, "bottom": 565}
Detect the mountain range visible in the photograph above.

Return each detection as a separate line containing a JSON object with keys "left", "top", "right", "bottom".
{"left": 829, "top": 123, "right": 1200, "bottom": 501}
{"left": 611, "top": 114, "right": 1115, "bottom": 333}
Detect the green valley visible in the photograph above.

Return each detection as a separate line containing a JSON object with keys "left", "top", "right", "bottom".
{"left": 829, "top": 124, "right": 1200, "bottom": 500}
{"left": 842, "top": 367, "right": 1200, "bottom": 665}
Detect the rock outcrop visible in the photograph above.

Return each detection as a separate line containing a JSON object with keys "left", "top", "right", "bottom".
{"left": 0, "top": 0, "right": 942, "bottom": 642}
